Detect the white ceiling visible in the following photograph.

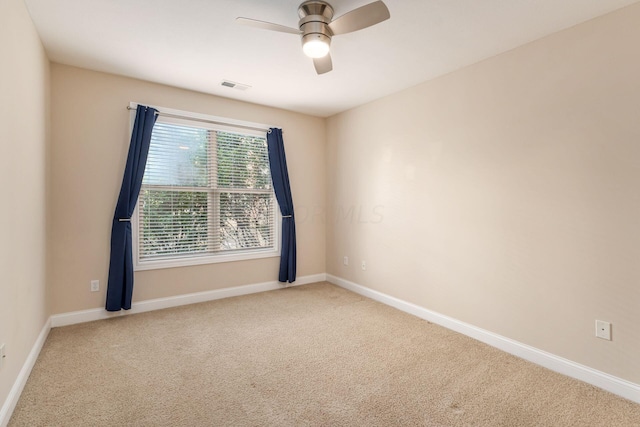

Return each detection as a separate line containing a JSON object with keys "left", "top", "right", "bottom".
{"left": 24, "top": 0, "right": 639, "bottom": 117}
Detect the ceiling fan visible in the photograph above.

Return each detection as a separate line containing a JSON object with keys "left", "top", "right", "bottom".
{"left": 237, "top": 1, "right": 390, "bottom": 75}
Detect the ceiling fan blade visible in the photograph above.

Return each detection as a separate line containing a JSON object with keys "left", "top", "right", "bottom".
{"left": 328, "top": 1, "right": 390, "bottom": 36}
{"left": 313, "top": 54, "right": 333, "bottom": 75}
{"left": 236, "top": 17, "right": 301, "bottom": 35}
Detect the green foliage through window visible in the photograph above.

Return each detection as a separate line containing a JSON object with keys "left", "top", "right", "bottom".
{"left": 138, "top": 121, "right": 275, "bottom": 262}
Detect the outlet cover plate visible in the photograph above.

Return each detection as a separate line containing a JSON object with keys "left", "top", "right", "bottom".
{"left": 91, "top": 280, "right": 100, "bottom": 292}
{"left": 595, "top": 320, "right": 611, "bottom": 340}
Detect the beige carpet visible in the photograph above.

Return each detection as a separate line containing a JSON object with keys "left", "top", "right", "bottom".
{"left": 9, "top": 282, "right": 640, "bottom": 426}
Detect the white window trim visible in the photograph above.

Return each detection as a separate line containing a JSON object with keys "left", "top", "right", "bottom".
{"left": 129, "top": 102, "right": 281, "bottom": 271}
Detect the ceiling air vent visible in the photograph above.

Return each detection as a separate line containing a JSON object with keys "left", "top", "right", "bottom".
{"left": 220, "top": 80, "right": 251, "bottom": 91}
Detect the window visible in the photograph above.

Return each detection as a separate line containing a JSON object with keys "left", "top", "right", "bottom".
{"left": 133, "top": 112, "right": 278, "bottom": 270}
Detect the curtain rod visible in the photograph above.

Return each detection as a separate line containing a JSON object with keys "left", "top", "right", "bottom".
{"left": 126, "top": 106, "right": 272, "bottom": 133}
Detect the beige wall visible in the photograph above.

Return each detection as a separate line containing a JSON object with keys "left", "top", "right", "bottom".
{"left": 49, "top": 64, "right": 326, "bottom": 314}
{"left": 4, "top": 0, "right": 638, "bottom": 407}
{"left": 326, "top": 4, "right": 640, "bottom": 384}
{"left": 0, "top": 0, "right": 50, "bottom": 408}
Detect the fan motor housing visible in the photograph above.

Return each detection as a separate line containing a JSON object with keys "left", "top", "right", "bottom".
{"left": 298, "top": 1, "right": 335, "bottom": 39}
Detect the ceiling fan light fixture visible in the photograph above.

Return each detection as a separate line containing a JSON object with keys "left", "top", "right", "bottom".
{"left": 238, "top": 0, "right": 390, "bottom": 74}
{"left": 302, "top": 34, "right": 331, "bottom": 58}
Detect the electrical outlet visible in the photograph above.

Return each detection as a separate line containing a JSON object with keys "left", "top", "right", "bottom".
{"left": 0, "top": 343, "right": 5, "bottom": 369}
{"left": 361, "top": 261, "right": 367, "bottom": 271}
{"left": 343, "top": 256, "right": 349, "bottom": 266}
{"left": 90, "top": 280, "right": 100, "bottom": 292}
{"left": 595, "top": 320, "right": 611, "bottom": 341}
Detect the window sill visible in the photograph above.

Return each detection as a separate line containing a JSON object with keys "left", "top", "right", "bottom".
{"left": 134, "top": 248, "right": 280, "bottom": 271}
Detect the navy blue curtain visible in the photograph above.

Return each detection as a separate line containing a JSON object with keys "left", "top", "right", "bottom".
{"left": 106, "top": 105, "right": 158, "bottom": 311}
{"left": 267, "top": 128, "right": 297, "bottom": 283}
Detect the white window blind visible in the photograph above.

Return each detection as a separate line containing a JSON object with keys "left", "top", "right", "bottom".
{"left": 135, "top": 118, "right": 277, "bottom": 268}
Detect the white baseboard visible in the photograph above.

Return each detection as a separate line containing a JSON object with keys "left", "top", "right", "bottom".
{"left": 50, "top": 273, "right": 327, "bottom": 328}
{"left": 326, "top": 274, "right": 640, "bottom": 404}
{"left": 0, "top": 318, "right": 51, "bottom": 427}
{"left": 6, "top": 271, "right": 635, "bottom": 427}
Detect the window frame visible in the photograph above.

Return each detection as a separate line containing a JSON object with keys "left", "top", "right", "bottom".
{"left": 130, "top": 104, "right": 281, "bottom": 271}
